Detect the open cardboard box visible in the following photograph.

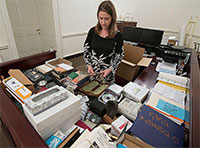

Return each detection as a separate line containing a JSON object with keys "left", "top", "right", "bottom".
{"left": 116, "top": 43, "right": 152, "bottom": 81}
{"left": 45, "top": 57, "right": 72, "bottom": 69}
{"left": 8, "top": 69, "right": 34, "bottom": 92}
{"left": 120, "top": 133, "right": 153, "bottom": 148}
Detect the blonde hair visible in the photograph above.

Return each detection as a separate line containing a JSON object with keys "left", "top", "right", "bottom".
{"left": 95, "top": 1, "right": 117, "bottom": 38}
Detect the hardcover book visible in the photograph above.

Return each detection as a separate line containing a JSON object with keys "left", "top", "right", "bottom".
{"left": 130, "top": 105, "right": 184, "bottom": 148}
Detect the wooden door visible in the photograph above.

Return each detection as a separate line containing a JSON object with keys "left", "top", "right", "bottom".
{"left": 6, "top": 0, "right": 43, "bottom": 57}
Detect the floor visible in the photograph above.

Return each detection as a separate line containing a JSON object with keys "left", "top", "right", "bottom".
{"left": 65, "top": 53, "right": 86, "bottom": 72}
{"left": 0, "top": 53, "right": 86, "bottom": 147}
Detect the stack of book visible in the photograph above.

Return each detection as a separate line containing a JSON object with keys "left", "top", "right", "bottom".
{"left": 51, "top": 66, "right": 73, "bottom": 80}
{"left": 61, "top": 70, "right": 89, "bottom": 89}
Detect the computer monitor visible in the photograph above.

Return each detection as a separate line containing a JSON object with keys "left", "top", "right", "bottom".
{"left": 123, "top": 26, "right": 143, "bottom": 43}
{"left": 139, "top": 28, "right": 164, "bottom": 47}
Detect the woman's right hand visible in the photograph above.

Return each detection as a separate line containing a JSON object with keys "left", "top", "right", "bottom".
{"left": 87, "top": 65, "right": 95, "bottom": 75}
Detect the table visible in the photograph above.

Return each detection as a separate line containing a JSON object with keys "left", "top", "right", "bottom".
{"left": 0, "top": 49, "right": 200, "bottom": 147}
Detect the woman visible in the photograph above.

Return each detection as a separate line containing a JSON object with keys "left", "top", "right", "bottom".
{"left": 83, "top": 0, "right": 124, "bottom": 83}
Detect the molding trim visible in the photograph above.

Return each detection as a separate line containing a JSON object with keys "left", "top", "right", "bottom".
{"left": 63, "top": 51, "right": 84, "bottom": 58}
{"left": 0, "top": 0, "right": 19, "bottom": 59}
{"left": 0, "top": 45, "right": 8, "bottom": 50}
{"left": 52, "top": 0, "right": 62, "bottom": 57}
{"left": 164, "top": 29, "right": 200, "bottom": 39}
{"left": 62, "top": 32, "right": 87, "bottom": 39}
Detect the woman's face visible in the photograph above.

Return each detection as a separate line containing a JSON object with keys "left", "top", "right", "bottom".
{"left": 98, "top": 11, "right": 112, "bottom": 30}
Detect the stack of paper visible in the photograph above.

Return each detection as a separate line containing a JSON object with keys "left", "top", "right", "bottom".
{"left": 146, "top": 92, "right": 185, "bottom": 125}
{"left": 156, "top": 61, "right": 176, "bottom": 75}
{"left": 184, "top": 93, "right": 190, "bottom": 129}
{"left": 107, "top": 83, "right": 123, "bottom": 96}
{"left": 23, "top": 90, "right": 81, "bottom": 140}
{"left": 118, "top": 98, "right": 142, "bottom": 121}
{"left": 157, "top": 72, "right": 190, "bottom": 88}
{"left": 152, "top": 82, "right": 185, "bottom": 105}
{"left": 123, "top": 82, "right": 149, "bottom": 102}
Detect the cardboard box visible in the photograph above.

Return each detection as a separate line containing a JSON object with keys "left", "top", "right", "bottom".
{"left": 8, "top": 69, "right": 34, "bottom": 92}
{"left": 116, "top": 43, "right": 152, "bottom": 81}
{"left": 45, "top": 57, "right": 72, "bottom": 69}
{"left": 121, "top": 134, "right": 154, "bottom": 148}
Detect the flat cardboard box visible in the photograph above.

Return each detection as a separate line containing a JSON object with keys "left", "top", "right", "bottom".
{"left": 45, "top": 57, "right": 72, "bottom": 69}
{"left": 116, "top": 43, "right": 152, "bottom": 81}
{"left": 8, "top": 69, "right": 34, "bottom": 92}
{"left": 121, "top": 134, "right": 153, "bottom": 148}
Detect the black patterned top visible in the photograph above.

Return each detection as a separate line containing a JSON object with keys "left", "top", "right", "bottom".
{"left": 83, "top": 27, "right": 124, "bottom": 83}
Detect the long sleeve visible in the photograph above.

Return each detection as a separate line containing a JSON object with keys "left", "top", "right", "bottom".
{"left": 109, "top": 32, "right": 124, "bottom": 72}
{"left": 83, "top": 28, "right": 94, "bottom": 67}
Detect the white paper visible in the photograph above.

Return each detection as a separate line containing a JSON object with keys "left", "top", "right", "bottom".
{"left": 71, "top": 127, "right": 111, "bottom": 148}
{"left": 157, "top": 72, "right": 189, "bottom": 88}
{"left": 18, "top": 87, "right": 31, "bottom": 96}
{"left": 6, "top": 77, "right": 23, "bottom": 91}
{"left": 152, "top": 83, "right": 185, "bottom": 105}
{"left": 58, "top": 63, "right": 73, "bottom": 71}
{"left": 108, "top": 83, "right": 123, "bottom": 95}
{"left": 37, "top": 64, "right": 53, "bottom": 73}
{"left": 156, "top": 62, "right": 176, "bottom": 75}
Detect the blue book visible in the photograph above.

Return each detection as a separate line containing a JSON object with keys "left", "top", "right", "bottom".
{"left": 46, "top": 130, "right": 65, "bottom": 148}
{"left": 130, "top": 105, "right": 184, "bottom": 148}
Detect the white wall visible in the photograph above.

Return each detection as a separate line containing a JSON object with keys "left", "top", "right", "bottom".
{"left": 58, "top": 0, "right": 200, "bottom": 57}
{"left": 58, "top": 0, "right": 102, "bottom": 57}
{"left": 1, "top": 0, "right": 200, "bottom": 61}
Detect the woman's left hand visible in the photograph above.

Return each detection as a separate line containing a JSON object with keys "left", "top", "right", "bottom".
{"left": 101, "top": 68, "right": 112, "bottom": 78}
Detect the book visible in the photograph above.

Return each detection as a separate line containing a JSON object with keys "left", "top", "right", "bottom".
{"left": 71, "top": 71, "right": 87, "bottom": 85}
{"left": 70, "top": 127, "right": 111, "bottom": 148}
{"left": 146, "top": 92, "right": 185, "bottom": 125}
{"left": 111, "top": 115, "right": 133, "bottom": 137}
{"left": 67, "top": 72, "right": 78, "bottom": 80}
{"left": 46, "top": 130, "right": 65, "bottom": 148}
{"left": 2, "top": 76, "right": 32, "bottom": 104}
{"left": 57, "top": 127, "right": 79, "bottom": 148}
{"left": 36, "top": 64, "right": 53, "bottom": 74}
{"left": 131, "top": 105, "right": 184, "bottom": 147}
{"left": 51, "top": 70, "right": 68, "bottom": 80}
{"left": 123, "top": 82, "right": 149, "bottom": 102}
{"left": 75, "top": 120, "right": 92, "bottom": 132}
